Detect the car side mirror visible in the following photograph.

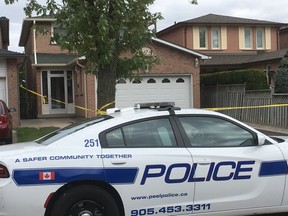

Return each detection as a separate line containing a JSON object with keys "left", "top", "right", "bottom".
{"left": 9, "top": 107, "right": 16, "bottom": 113}
{"left": 257, "top": 134, "right": 266, "bottom": 146}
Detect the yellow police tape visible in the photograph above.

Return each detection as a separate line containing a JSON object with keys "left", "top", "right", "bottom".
{"left": 20, "top": 85, "right": 288, "bottom": 114}
{"left": 20, "top": 85, "right": 114, "bottom": 115}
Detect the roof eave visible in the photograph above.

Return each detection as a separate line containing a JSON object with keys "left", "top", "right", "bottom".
{"left": 152, "top": 37, "right": 210, "bottom": 60}
{"left": 19, "top": 17, "right": 57, "bottom": 46}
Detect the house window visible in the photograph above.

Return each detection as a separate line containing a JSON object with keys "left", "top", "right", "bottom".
{"left": 162, "top": 78, "right": 170, "bottom": 83}
{"left": 117, "top": 79, "right": 126, "bottom": 84}
{"left": 256, "top": 28, "right": 265, "bottom": 49}
{"left": 211, "top": 27, "right": 220, "bottom": 49}
{"left": 51, "top": 23, "right": 67, "bottom": 44}
{"left": 176, "top": 78, "right": 185, "bottom": 83}
{"left": 147, "top": 78, "right": 156, "bottom": 83}
{"left": 199, "top": 27, "right": 207, "bottom": 48}
{"left": 132, "top": 79, "right": 141, "bottom": 84}
{"left": 244, "top": 27, "right": 252, "bottom": 49}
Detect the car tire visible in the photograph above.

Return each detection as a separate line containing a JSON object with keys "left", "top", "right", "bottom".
{"left": 50, "top": 185, "right": 120, "bottom": 216}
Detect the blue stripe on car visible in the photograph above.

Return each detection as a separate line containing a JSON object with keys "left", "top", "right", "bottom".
{"left": 259, "top": 161, "right": 288, "bottom": 176}
{"left": 12, "top": 168, "right": 138, "bottom": 186}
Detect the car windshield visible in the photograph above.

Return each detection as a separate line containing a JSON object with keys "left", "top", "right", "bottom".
{"left": 36, "top": 115, "right": 112, "bottom": 145}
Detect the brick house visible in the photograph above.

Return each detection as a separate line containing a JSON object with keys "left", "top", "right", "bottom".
{"left": 0, "top": 17, "right": 24, "bottom": 128}
{"left": 19, "top": 17, "right": 208, "bottom": 118}
{"left": 280, "top": 26, "right": 288, "bottom": 50}
{"left": 157, "top": 14, "right": 288, "bottom": 85}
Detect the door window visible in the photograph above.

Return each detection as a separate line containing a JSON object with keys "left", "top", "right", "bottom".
{"left": 104, "top": 118, "right": 177, "bottom": 148}
{"left": 178, "top": 116, "right": 256, "bottom": 147}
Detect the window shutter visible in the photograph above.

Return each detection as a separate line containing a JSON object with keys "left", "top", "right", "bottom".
{"left": 239, "top": 27, "right": 245, "bottom": 49}
{"left": 265, "top": 27, "right": 271, "bottom": 50}
{"left": 193, "top": 26, "right": 200, "bottom": 49}
{"left": 221, "top": 26, "right": 227, "bottom": 50}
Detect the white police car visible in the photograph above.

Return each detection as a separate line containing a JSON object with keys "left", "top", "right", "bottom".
{"left": 0, "top": 102, "right": 288, "bottom": 216}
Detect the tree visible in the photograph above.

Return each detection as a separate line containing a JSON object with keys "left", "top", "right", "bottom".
{"left": 275, "top": 52, "right": 288, "bottom": 93}
{"left": 4, "top": 0, "right": 198, "bottom": 110}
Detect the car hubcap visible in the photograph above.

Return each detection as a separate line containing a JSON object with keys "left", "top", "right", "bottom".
{"left": 69, "top": 200, "right": 104, "bottom": 216}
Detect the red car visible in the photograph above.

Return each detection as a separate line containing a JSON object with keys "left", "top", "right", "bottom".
{"left": 0, "top": 100, "right": 15, "bottom": 144}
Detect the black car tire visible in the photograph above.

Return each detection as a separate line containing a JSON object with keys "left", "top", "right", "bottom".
{"left": 50, "top": 185, "right": 120, "bottom": 216}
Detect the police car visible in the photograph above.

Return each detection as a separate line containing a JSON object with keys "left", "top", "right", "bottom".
{"left": 1, "top": 102, "right": 288, "bottom": 216}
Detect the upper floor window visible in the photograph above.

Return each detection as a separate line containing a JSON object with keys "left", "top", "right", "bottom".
{"left": 211, "top": 27, "right": 220, "bottom": 49}
{"left": 194, "top": 26, "right": 227, "bottom": 50}
{"left": 199, "top": 27, "right": 207, "bottom": 48}
{"left": 244, "top": 27, "right": 252, "bottom": 49}
{"left": 51, "top": 23, "right": 67, "bottom": 44}
{"left": 240, "top": 27, "right": 271, "bottom": 50}
{"left": 256, "top": 27, "right": 265, "bottom": 49}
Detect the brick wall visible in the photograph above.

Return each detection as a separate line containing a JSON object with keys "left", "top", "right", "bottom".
{"left": 137, "top": 41, "right": 201, "bottom": 108}
{"left": 7, "top": 58, "right": 20, "bottom": 128}
{"left": 35, "top": 22, "right": 70, "bottom": 54}
{"left": 158, "top": 25, "right": 280, "bottom": 53}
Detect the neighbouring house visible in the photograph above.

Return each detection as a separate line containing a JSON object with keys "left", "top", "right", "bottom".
{"left": 19, "top": 16, "right": 209, "bottom": 119}
{"left": 0, "top": 16, "right": 24, "bottom": 128}
{"left": 280, "top": 26, "right": 288, "bottom": 49}
{"left": 156, "top": 14, "right": 288, "bottom": 87}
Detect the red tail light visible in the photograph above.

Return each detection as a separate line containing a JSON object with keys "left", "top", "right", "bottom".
{"left": 0, "top": 165, "right": 10, "bottom": 178}
{"left": 0, "top": 115, "right": 8, "bottom": 124}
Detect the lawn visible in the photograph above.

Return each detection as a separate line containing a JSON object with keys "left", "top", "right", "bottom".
{"left": 16, "top": 127, "right": 59, "bottom": 142}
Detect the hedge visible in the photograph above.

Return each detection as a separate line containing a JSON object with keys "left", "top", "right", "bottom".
{"left": 200, "top": 69, "right": 269, "bottom": 90}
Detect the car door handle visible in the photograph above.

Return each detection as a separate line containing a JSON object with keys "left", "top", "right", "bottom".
{"left": 111, "top": 160, "right": 127, "bottom": 165}
{"left": 197, "top": 160, "right": 212, "bottom": 165}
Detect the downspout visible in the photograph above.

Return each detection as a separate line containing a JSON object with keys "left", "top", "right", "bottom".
{"left": 76, "top": 60, "right": 87, "bottom": 118}
{"left": 184, "top": 24, "right": 188, "bottom": 47}
{"left": 33, "top": 20, "right": 37, "bottom": 65}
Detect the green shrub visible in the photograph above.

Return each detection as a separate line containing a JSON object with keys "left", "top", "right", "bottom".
{"left": 201, "top": 69, "right": 269, "bottom": 90}
{"left": 275, "top": 57, "right": 288, "bottom": 93}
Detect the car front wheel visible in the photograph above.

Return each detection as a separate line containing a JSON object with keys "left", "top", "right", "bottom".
{"left": 50, "top": 185, "right": 120, "bottom": 216}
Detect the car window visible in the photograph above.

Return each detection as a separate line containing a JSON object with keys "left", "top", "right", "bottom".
{"left": 105, "top": 118, "right": 177, "bottom": 148}
{"left": 178, "top": 116, "right": 256, "bottom": 147}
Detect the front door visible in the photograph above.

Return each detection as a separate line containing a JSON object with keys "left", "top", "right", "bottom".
{"left": 50, "top": 75, "right": 66, "bottom": 113}
{"left": 42, "top": 70, "right": 74, "bottom": 115}
{"left": 177, "top": 115, "right": 285, "bottom": 214}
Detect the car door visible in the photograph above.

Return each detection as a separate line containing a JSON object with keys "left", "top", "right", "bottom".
{"left": 176, "top": 115, "right": 285, "bottom": 214}
{"left": 100, "top": 116, "right": 195, "bottom": 216}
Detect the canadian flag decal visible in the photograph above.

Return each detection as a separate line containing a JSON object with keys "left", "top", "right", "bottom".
{"left": 39, "top": 172, "right": 55, "bottom": 181}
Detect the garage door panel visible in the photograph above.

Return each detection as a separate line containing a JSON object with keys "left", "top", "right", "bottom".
{"left": 0, "top": 78, "right": 7, "bottom": 102}
{"left": 116, "top": 76, "right": 192, "bottom": 109}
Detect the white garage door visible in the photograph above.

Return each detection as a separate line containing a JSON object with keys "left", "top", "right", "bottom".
{"left": 116, "top": 76, "right": 192, "bottom": 109}
{"left": 0, "top": 77, "right": 7, "bottom": 102}
{"left": 0, "top": 59, "right": 7, "bottom": 103}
